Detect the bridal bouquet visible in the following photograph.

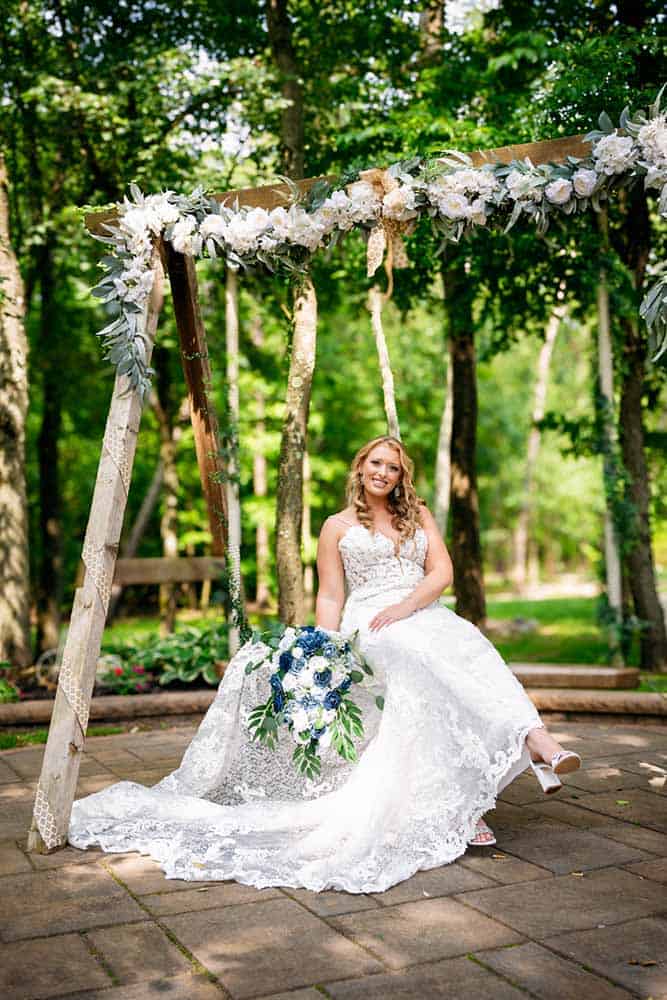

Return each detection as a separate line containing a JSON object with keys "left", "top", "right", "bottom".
{"left": 245, "top": 625, "right": 383, "bottom": 778}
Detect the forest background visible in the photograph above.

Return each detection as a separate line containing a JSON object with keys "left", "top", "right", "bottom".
{"left": 1, "top": 0, "right": 666, "bottom": 686}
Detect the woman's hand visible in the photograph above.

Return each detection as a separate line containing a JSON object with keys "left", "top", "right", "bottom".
{"left": 368, "top": 601, "right": 413, "bottom": 632}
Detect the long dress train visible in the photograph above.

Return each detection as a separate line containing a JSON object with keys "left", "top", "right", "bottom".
{"left": 68, "top": 523, "right": 543, "bottom": 894}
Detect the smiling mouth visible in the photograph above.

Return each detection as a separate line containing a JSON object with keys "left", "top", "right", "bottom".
{"left": 371, "top": 478, "right": 387, "bottom": 487}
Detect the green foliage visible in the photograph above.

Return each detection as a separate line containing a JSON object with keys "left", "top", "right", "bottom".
{"left": 0, "top": 676, "right": 20, "bottom": 703}
{"left": 103, "top": 623, "right": 229, "bottom": 687}
{"left": 2, "top": 0, "right": 664, "bottom": 670}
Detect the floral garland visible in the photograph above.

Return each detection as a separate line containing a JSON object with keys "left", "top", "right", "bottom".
{"left": 90, "top": 86, "right": 667, "bottom": 399}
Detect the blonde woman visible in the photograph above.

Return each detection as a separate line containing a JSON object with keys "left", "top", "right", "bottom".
{"left": 316, "top": 435, "right": 581, "bottom": 851}
{"left": 69, "top": 435, "right": 580, "bottom": 893}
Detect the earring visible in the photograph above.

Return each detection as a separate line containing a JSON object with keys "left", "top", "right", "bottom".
{"left": 393, "top": 485, "right": 401, "bottom": 498}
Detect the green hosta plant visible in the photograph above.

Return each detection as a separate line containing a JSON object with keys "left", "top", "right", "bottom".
{"left": 103, "top": 622, "right": 229, "bottom": 687}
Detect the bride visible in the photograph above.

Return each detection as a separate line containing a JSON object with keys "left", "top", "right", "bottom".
{"left": 68, "top": 434, "right": 581, "bottom": 893}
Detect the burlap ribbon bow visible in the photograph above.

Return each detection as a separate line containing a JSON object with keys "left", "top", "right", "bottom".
{"left": 355, "top": 167, "right": 415, "bottom": 297}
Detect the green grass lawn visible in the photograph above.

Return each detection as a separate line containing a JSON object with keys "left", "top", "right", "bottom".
{"left": 485, "top": 596, "right": 637, "bottom": 666}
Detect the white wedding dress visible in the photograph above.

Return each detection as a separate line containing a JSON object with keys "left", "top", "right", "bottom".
{"left": 68, "top": 523, "right": 543, "bottom": 893}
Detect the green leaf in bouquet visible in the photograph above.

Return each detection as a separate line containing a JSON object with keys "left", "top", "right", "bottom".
{"left": 361, "top": 662, "right": 374, "bottom": 676}
{"left": 349, "top": 669, "right": 364, "bottom": 684}
{"left": 293, "top": 744, "right": 322, "bottom": 779}
{"left": 331, "top": 721, "right": 358, "bottom": 763}
{"left": 375, "top": 695, "right": 385, "bottom": 711}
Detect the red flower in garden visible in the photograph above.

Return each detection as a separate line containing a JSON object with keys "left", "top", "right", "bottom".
{"left": 132, "top": 666, "right": 145, "bottom": 674}
{"left": 114, "top": 667, "right": 123, "bottom": 676}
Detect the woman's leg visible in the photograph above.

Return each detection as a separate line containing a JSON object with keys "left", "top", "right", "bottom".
{"left": 525, "top": 724, "right": 581, "bottom": 771}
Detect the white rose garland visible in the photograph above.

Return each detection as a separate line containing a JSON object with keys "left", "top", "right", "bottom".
{"left": 90, "top": 85, "right": 667, "bottom": 397}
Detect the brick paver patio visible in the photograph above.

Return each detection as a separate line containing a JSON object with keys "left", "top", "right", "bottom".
{"left": 1, "top": 721, "right": 665, "bottom": 1000}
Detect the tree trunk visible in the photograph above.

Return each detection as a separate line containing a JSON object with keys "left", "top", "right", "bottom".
{"left": 276, "top": 278, "right": 317, "bottom": 624}
{"left": 151, "top": 353, "right": 180, "bottom": 636}
{"left": 368, "top": 285, "right": 401, "bottom": 438}
{"left": 250, "top": 310, "right": 271, "bottom": 610}
{"left": 595, "top": 212, "right": 624, "bottom": 662}
{"left": 225, "top": 267, "right": 243, "bottom": 655}
{"left": 266, "top": 0, "right": 305, "bottom": 179}
{"left": 0, "top": 154, "right": 32, "bottom": 668}
{"left": 267, "top": 0, "right": 315, "bottom": 624}
{"left": 512, "top": 299, "right": 565, "bottom": 592}
{"left": 434, "top": 354, "right": 453, "bottom": 537}
{"left": 444, "top": 258, "right": 486, "bottom": 626}
{"left": 616, "top": 188, "right": 667, "bottom": 670}
{"left": 35, "top": 235, "right": 63, "bottom": 654}
{"left": 302, "top": 448, "right": 314, "bottom": 612}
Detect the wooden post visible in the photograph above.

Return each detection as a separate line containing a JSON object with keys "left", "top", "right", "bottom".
{"left": 28, "top": 258, "right": 164, "bottom": 852}
{"left": 164, "top": 245, "right": 228, "bottom": 559}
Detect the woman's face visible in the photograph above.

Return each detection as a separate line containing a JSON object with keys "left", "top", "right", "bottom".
{"left": 360, "top": 444, "right": 402, "bottom": 499}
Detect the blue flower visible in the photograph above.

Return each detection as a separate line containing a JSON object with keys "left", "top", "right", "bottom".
{"left": 279, "top": 651, "right": 294, "bottom": 673}
{"left": 324, "top": 690, "right": 341, "bottom": 710}
{"left": 338, "top": 676, "right": 352, "bottom": 693}
{"left": 269, "top": 673, "right": 283, "bottom": 693}
{"left": 296, "top": 628, "right": 327, "bottom": 654}
{"left": 273, "top": 690, "right": 285, "bottom": 712}
{"left": 310, "top": 724, "right": 327, "bottom": 740}
{"left": 299, "top": 694, "right": 318, "bottom": 709}
{"left": 322, "top": 642, "right": 338, "bottom": 659}
{"left": 314, "top": 668, "right": 332, "bottom": 687}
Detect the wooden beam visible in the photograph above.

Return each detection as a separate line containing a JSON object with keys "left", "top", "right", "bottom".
{"left": 28, "top": 259, "right": 164, "bottom": 853}
{"left": 113, "top": 556, "right": 227, "bottom": 585}
{"left": 85, "top": 134, "right": 591, "bottom": 235}
{"left": 163, "top": 243, "right": 228, "bottom": 558}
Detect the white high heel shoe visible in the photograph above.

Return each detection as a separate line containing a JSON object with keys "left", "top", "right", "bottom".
{"left": 529, "top": 751, "right": 581, "bottom": 795}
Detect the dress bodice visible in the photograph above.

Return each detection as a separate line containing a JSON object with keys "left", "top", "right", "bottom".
{"left": 338, "top": 524, "right": 428, "bottom": 602}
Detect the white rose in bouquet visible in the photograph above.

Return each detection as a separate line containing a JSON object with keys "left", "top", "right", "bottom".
{"left": 278, "top": 626, "right": 297, "bottom": 652}
{"left": 382, "top": 184, "right": 418, "bottom": 221}
{"left": 572, "top": 168, "right": 598, "bottom": 197}
{"left": 347, "top": 180, "right": 380, "bottom": 223}
{"left": 505, "top": 169, "right": 544, "bottom": 201}
{"left": 436, "top": 191, "right": 470, "bottom": 220}
{"left": 638, "top": 116, "right": 667, "bottom": 170}
{"left": 468, "top": 197, "right": 488, "bottom": 225}
{"left": 319, "top": 189, "right": 354, "bottom": 232}
{"left": 170, "top": 216, "right": 198, "bottom": 255}
{"left": 593, "top": 133, "right": 635, "bottom": 176}
{"left": 285, "top": 205, "right": 325, "bottom": 251}
{"left": 545, "top": 178, "right": 573, "bottom": 205}
{"left": 200, "top": 214, "right": 226, "bottom": 241}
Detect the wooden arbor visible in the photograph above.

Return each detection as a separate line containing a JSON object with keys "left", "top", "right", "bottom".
{"left": 28, "top": 132, "right": 591, "bottom": 853}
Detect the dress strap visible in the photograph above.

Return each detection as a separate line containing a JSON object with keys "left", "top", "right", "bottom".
{"left": 330, "top": 514, "right": 357, "bottom": 528}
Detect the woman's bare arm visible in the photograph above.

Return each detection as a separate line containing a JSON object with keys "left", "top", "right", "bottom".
{"left": 401, "top": 505, "right": 453, "bottom": 613}
{"left": 315, "top": 517, "right": 347, "bottom": 630}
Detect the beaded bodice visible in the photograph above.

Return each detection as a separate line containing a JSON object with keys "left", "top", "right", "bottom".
{"left": 338, "top": 524, "right": 428, "bottom": 601}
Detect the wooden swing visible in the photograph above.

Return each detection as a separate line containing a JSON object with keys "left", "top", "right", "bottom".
{"left": 27, "top": 132, "right": 590, "bottom": 853}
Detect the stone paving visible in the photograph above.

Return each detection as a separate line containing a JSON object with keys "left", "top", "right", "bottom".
{"left": 0, "top": 721, "right": 666, "bottom": 1000}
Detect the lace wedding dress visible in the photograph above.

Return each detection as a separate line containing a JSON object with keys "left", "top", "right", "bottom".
{"left": 68, "top": 523, "right": 543, "bottom": 893}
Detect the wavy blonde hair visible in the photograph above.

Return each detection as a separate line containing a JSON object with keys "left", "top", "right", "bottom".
{"left": 345, "top": 436, "right": 424, "bottom": 551}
